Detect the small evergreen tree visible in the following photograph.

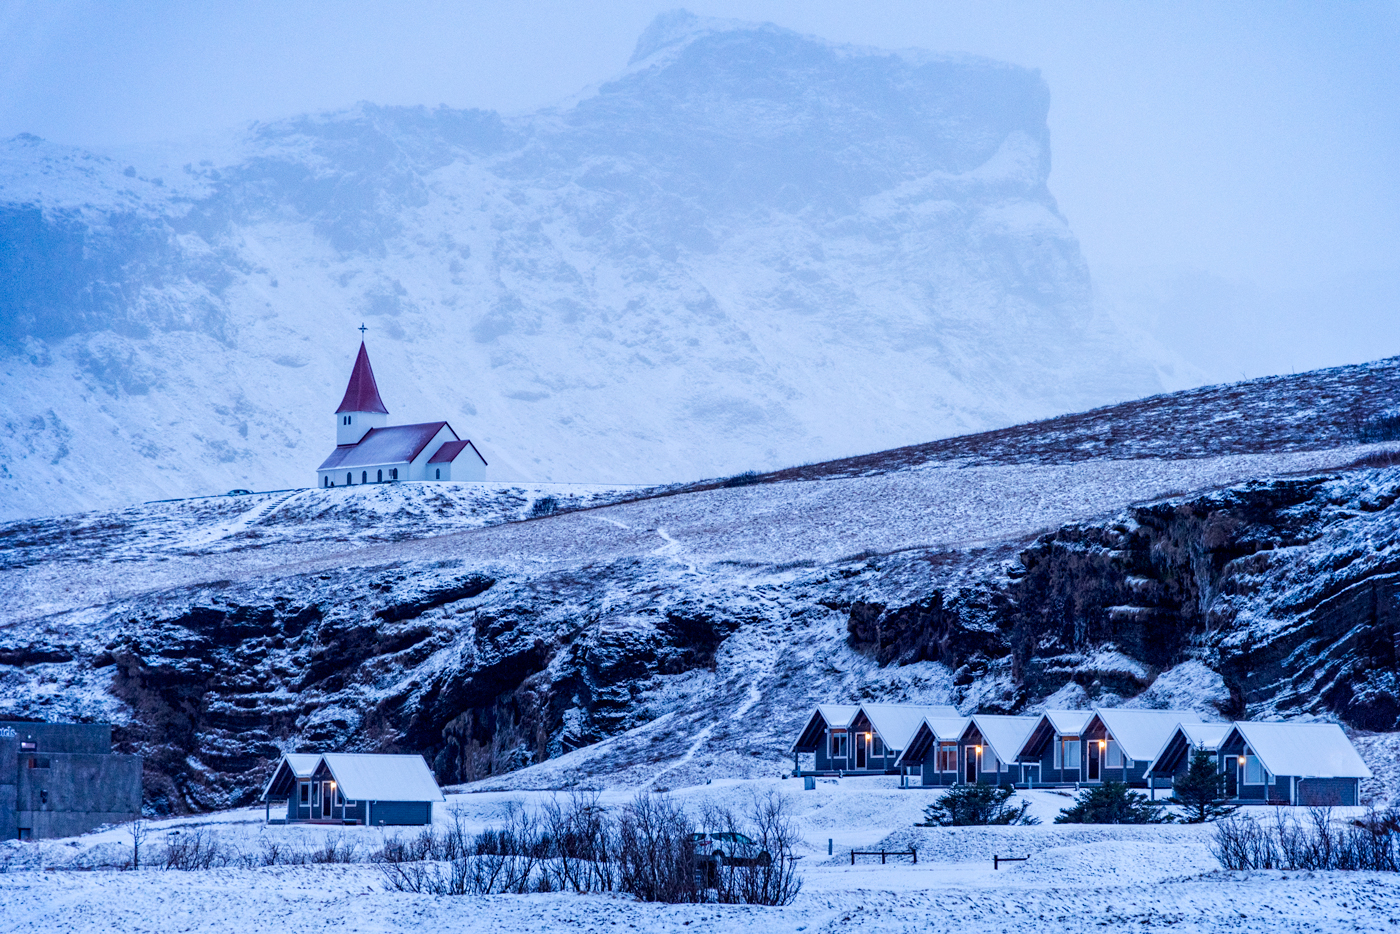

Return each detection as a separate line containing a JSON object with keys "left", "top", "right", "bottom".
{"left": 1055, "top": 781, "right": 1173, "bottom": 824}
{"left": 1169, "top": 746, "right": 1237, "bottom": 823}
{"left": 919, "top": 784, "right": 1039, "bottom": 827}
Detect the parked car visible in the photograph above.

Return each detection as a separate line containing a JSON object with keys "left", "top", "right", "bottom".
{"left": 226, "top": 489, "right": 253, "bottom": 496}
{"left": 692, "top": 831, "right": 772, "bottom": 868}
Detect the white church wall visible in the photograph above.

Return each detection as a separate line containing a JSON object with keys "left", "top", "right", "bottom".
{"left": 411, "top": 425, "right": 460, "bottom": 481}
{"left": 336, "top": 411, "right": 387, "bottom": 446}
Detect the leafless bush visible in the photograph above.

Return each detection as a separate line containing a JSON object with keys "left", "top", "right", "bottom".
{"left": 373, "top": 804, "right": 547, "bottom": 895}
{"left": 540, "top": 792, "right": 616, "bottom": 893}
{"left": 162, "top": 829, "right": 229, "bottom": 871}
{"left": 701, "top": 791, "right": 804, "bottom": 907}
{"left": 1212, "top": 808, "right": 1400, "bottom": 871}
{"left": 616, "top": 793, "right": 700, "bottom": 903}
{"left": 311, "top": 833, "right": 359, "bottom": 864}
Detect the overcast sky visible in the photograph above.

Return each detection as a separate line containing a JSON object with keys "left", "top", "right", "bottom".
{"left": 3, "top": 0, "right": 1398, "bottom": 295}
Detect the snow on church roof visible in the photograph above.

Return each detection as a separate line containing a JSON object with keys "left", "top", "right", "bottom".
{"left": 336, "top": 342, "right": 389, "bottom": 414}
{"left": 318, "top": 422, "right": 456, "bottom": 470}
{"left": 428, "top": 439, "right": 488, "bottom": 465}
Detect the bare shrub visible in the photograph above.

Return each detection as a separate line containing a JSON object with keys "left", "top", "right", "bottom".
{"left": 311, "top": 833, "right": 359, "bottom": 864}
{"left": 701, "top": 791, "right": 804, "bottom": 907}
{"left": 1212, "top": 807, "right": 1400, "bottom": 872}
{"left": 541, "top": 792, "right": 617, "bottom": 893}
{"left": 373, "top": 804, "right": 547, "bottom": 895}
{"left": 162, "top": 829, "right": 229, "bottom": 871}
{"left": 616, "top": 793, "right": 700, "bottom": 903}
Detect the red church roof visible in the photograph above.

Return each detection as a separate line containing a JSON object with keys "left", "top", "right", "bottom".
{"left": 317, "top": 422, "right": 456, "bottom": 470}
{"left": 335, "top": 342, "right": 389, "bottom": 414}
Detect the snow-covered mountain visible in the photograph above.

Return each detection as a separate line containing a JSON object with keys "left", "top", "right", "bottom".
{"left": 0, "top": 11, "right": 1165, "bottom": 522}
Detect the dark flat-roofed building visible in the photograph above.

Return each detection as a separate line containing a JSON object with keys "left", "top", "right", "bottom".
{"left": 0, "top": 721, "right": 142, "bottom": 840}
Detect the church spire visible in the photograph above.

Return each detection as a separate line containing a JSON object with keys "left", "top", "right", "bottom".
{"left": 336, "top": 342, "right": 389, "bottom": 415}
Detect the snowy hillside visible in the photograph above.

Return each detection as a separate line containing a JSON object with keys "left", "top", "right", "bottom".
{"left": 0, "top": 10, "right": 1166, "bottom": 521}
{"left": 2, "top": 350, "right": 1399, "bottom": 813}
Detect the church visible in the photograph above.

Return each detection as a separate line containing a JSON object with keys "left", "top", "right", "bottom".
{"left": 317, "top": 342, "right": 487, "bottom": 488}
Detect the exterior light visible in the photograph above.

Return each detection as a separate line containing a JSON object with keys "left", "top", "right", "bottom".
{"left": 1098, "top": 740, "right": 1106, "bottom": 748}
{"left": 1238, "top": 756, "right": 1247, "bottom": 765}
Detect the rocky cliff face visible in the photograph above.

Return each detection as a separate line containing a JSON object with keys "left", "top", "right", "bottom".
{"left": 0, "top": 11, "right": 1163, "bottom": 520}
{"left": 3, "top": 456, "right": 1397, "bottom": 812}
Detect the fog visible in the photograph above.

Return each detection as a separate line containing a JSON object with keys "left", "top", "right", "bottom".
{"left": 3, "top": 0, "right": 1398, "bottom": 383}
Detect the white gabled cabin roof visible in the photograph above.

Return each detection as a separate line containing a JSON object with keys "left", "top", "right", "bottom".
{"left": 261, "top": 753, "right": 323, "bottom": 798}
{"left": 1092, "top": 708, "right": 1203, "bottom": 762}
{"left": 857, "top": 704, "right": 960, "bottom": 752}
{"left": 789, "top": 704, "right": 860, "bottom": 752}
{"left": 925, "top": 716, "right": 971, "bottom": 742}
{"left": 1144, "top": 722, "right": 1231, "bottom": 776}
{"left": 970, "top": 714, "right": 1040, "bottom": 766}
{"left": 1043, "top": 709, "right": 1094, "bottom": 735}
{"left": 1228, "top": 722, "right": 1372, "bottom": 780}
{"left": 319, "top": 753, "right": 446, "bottom": 803}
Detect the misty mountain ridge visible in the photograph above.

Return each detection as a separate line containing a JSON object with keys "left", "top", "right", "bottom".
{"left": 0, "top": 10, "right": 1174, "bottom": 521}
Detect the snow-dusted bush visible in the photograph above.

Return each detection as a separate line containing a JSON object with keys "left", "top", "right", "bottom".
{"left": 918, "top": 784, "right": 1039, "bottom": 826}
{"left": 1055, "top": 781, "right": 1173, "bottom": 824}
{"left": 1211, "top": 807, "right": 1400, "bottom": 872}
{"left": 617, "top": 793, "right": 699, "bottom": 903}
{"left": 700, "top": 791, "right": 804, "bottom": 907}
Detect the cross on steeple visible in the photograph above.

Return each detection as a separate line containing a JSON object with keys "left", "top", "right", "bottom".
{"left": 358, "top": 323, "right": 368, "bottom": 336}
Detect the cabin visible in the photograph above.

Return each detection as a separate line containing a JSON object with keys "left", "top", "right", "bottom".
{"left": 790, "top": 703, "right": 958, "bottom": 775}
{"left": 1014, "top": 709, "right": 1094, "bottom": 786}
{"left": 962, "top": 715, "right": 1041, "bottom": 787}
{"left": 262, "top": 753, "right": 445, "bottom": 825}
{"left": 1080, "top": 708, "right": 1202, "bottom": 787}
{"left": 894, "top": 716, "right": 970, "bottom": 787}
{"left": 790, "top": 705, "right": 859, "bottom": 774}
{"left": 1144, "top": 722, "right": 1231, "bottom": 793}
{"left": 1218, "top": 722, "right": 1371, "bottom": 806}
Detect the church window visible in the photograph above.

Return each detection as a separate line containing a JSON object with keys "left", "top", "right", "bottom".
{"left": 361, "top": 471, "right": 367, "bottom": 484}
{"left": 435, "top": 468, "right": 441, "bottom": 479}
{"left": 377, "top": 469, "right": 383, "bottom": 482}
{"left": 390, "top": 468, "right": 398, "bottom": 480}
{"left": 347, "top": 472, "right": 353, "bottom": 485}
{"left": 323, "top": 477, "right": 328, "bottom": 488}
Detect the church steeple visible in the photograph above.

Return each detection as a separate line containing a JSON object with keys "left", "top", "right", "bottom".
{"left": 334, "top": 341, "right": 389, "bottom": 445}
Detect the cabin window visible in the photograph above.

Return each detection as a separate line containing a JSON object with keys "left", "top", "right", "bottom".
{"left": 361, "top": 471, "right": 368, "bottom": 484}
{"left": 985, "top": 747, "right": 1001, "bottom": 772}
{"left": 436, "top": 468, "right": 441, "bottom": 479}
{"left": 872, "top": 736, "right": 884, "bottom": 756}
{"left": 377, "top": 469, "right": 383, "bottom": 482}
{"left": 1106, "top": 741, "right": 1123, "bottom": 769}
{"left": 299, "top": 783, "right": 310, "bottom": 804}
{"left": 390, "top": 468, "right": 398, "bottom": 480}
{"left": 937, "top": 744, "right": 958, "bottom": 772}
{"left": 1058, "top": 738, "right": 1080, "bottom": 770}
{"left": 829, "top": 732, "right": 847, "bottom": 759}
{"left": 335, "top": 788, "right": 345, "bottom": 807}
{"left": 1244, "top": 753, "right": 1266, "bottom": 785}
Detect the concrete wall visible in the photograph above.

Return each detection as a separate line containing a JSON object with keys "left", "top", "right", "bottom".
{"left": 14, "top": 752, "right": 142, "bottom": 839}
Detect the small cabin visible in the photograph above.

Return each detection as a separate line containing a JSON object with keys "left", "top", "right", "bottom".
{"left": 962, "top": 714, "right": 1040, "bottom": 787}
{"left": 262, "top": 752, "right": 445, "bottom": 825}
{"left": 1014, "top": 709, "right": 1093, "bottom": 785}
{"left": 1218, "top": 722, "right": 1371, "bottom": 806}
{"left": 1079, "top": 708, "right": 1202, "bottom": 787}
{"left": 1144, "top": 722, "right": 1231, "bottom": 792}
{"left": 790, "top": 703, "right": 958, "bottom": 775}
{"left": 895, "top": 717, "right": 970, "bottom": 787}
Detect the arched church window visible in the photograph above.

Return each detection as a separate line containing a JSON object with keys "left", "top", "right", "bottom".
{"left": 377, "top": 469, "right": 383, "bottom": 482}
{"left": 347, "top": 472, "right": 353, "bottom": 485}
{"left": 435, "top": 468, "right": 441, "bottom": 479}
{"left": 362, "top": 471, "right": 368, "bottom": 484}
{"left": 391, "top": 468, "right": 398, "bottom": 480}
{"left": 323, "top": 477, "right": 328, "bottom": 488}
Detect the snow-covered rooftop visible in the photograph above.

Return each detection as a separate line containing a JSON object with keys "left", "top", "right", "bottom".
{"left": 858, "top": 704, "right": 960, "bottom": 751}
{"left": 1092, "top": 708, "right": 1203, "bottom": 762}
{"left": 320, "top": 753, "right": 445, "bottom": 803}
{"left": 1230, "top": 722, "right": 1373, "bottom": 780}
{"left": 971, "top": 714, "right": 1040, "bottom": 766}
{"left": 317, "top": 422, "right": 454, "bottom": 471}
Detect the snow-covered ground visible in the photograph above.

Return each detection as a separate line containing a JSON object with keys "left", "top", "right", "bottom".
{"left": 1, "top": 443, "right": 1385, "bottom": 629}
{"left": 1, "top": 779, "right": 1395, "bottom": 932}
